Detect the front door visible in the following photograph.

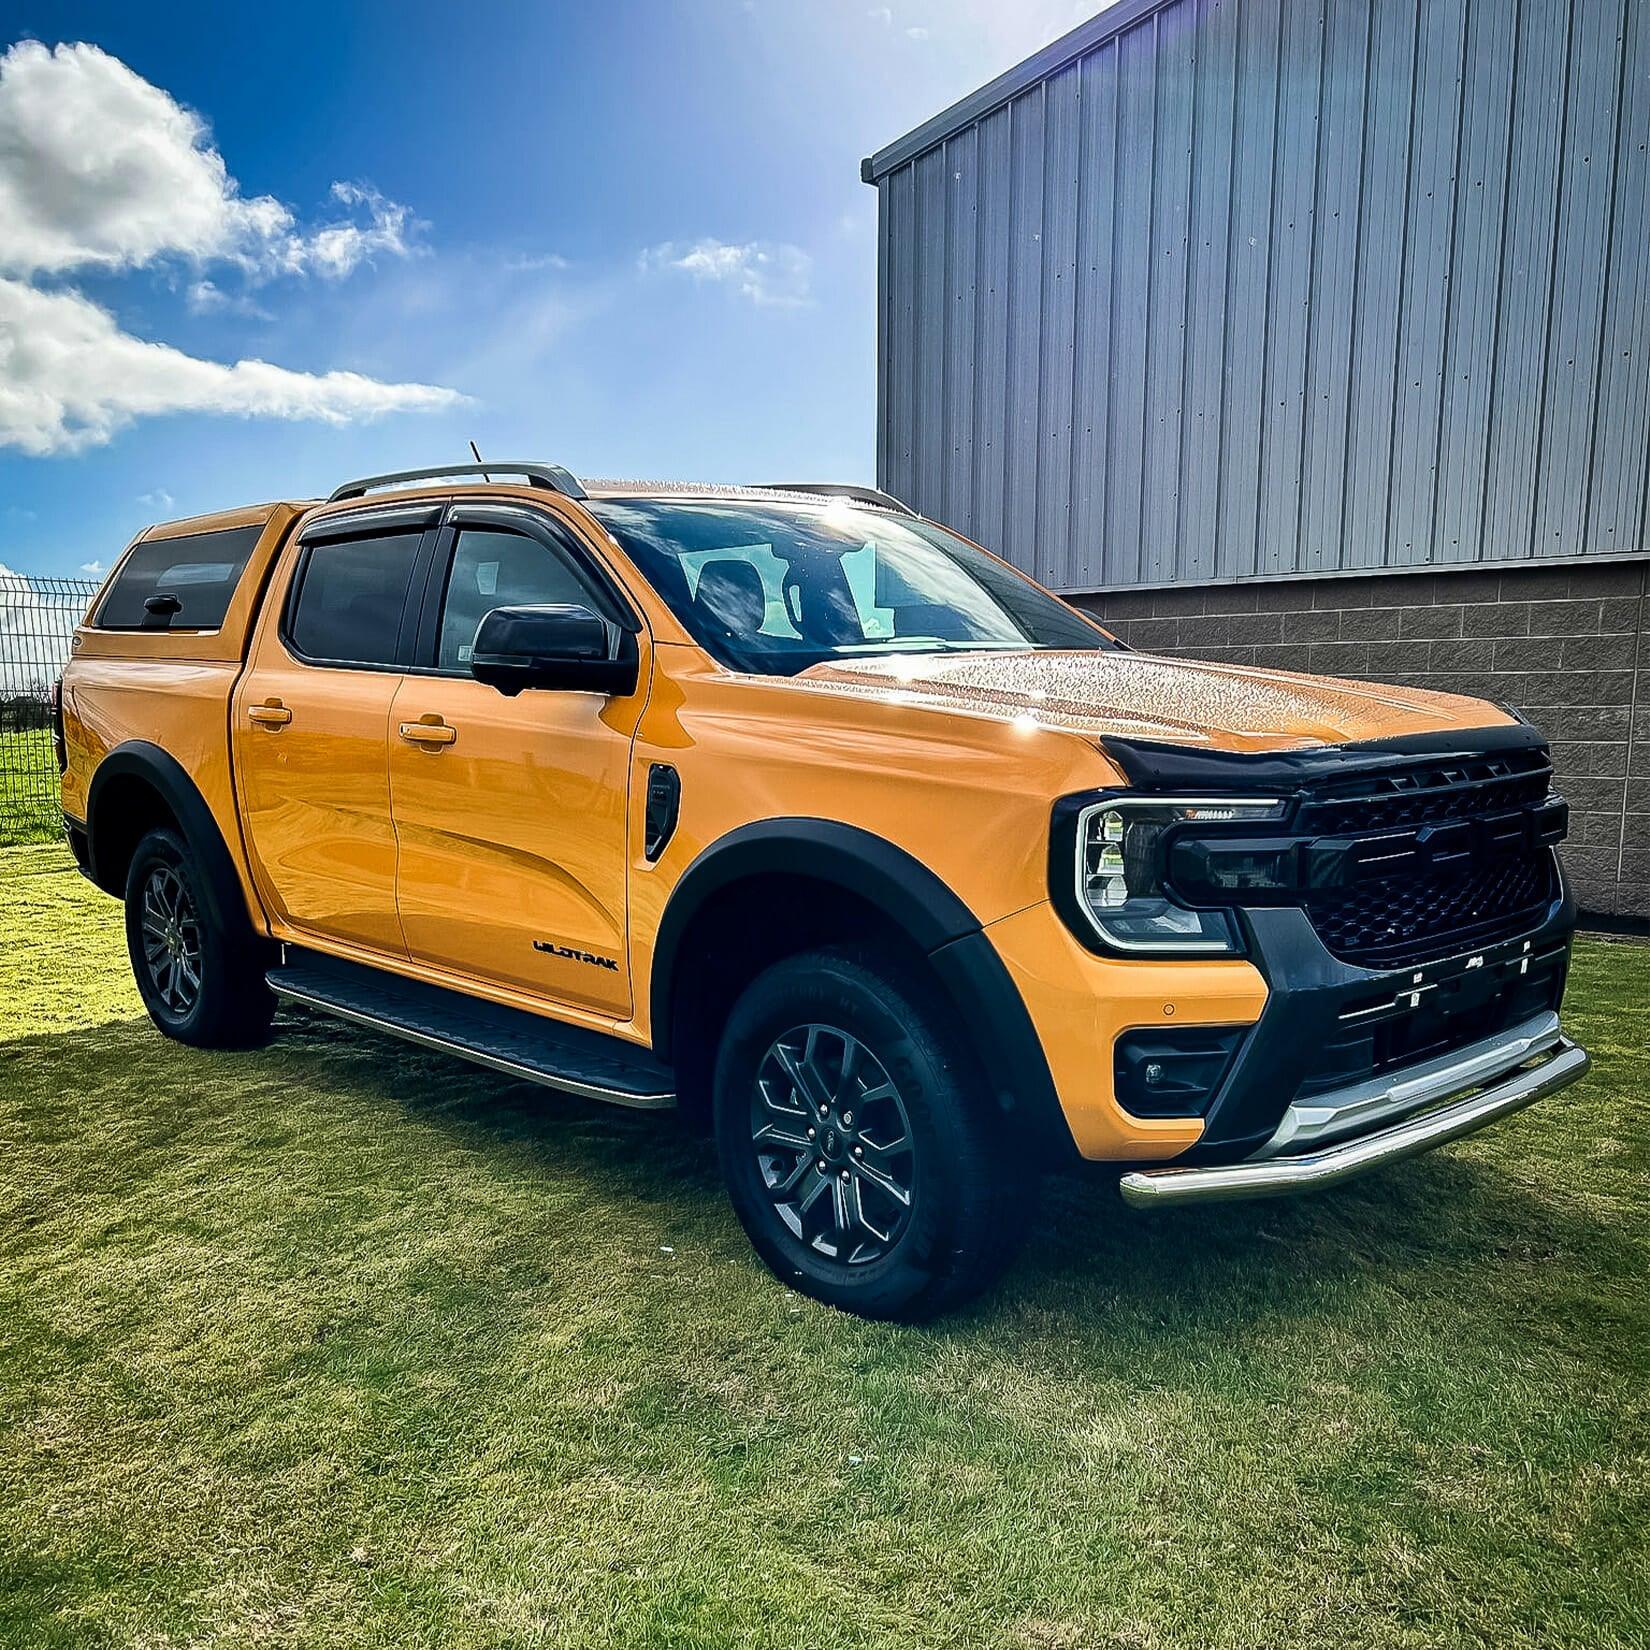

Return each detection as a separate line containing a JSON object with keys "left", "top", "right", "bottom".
{"left": 388, "top": 505, "right": 646, "bottom": 1017}
{"left": 232, "top": 508, "right": 435, "bottom": 957}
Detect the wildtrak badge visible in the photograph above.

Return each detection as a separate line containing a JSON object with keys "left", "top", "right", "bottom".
{"left": 534, "top": 939, "right": 620, "bottom": 971}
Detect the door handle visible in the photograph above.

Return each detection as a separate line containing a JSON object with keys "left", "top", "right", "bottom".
{"left": 399, "top": 716, "right": 457, "bottom": 747}
{"left": 248, "top": 700, "right": 292, "bottom": 728}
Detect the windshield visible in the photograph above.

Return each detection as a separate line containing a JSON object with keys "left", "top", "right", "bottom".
{"left": 587, "top": 498, "right": 1117, "bottom": 675}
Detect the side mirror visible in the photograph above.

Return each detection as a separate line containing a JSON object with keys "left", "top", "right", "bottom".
{"left": 469, "top": 604, "right": 640, "bottom": 697}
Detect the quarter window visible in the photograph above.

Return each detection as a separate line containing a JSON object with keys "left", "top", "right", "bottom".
{"left": 94, "top": 526, "right": 261, "bottom": 630}
{"left": 437, "top": 528, "right": 589, "bottom": 671}
{"left": 288, "top": 532, "right": 423, "bottom": 667}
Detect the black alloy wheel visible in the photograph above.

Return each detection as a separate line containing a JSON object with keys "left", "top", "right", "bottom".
{"left": 714, "top": 946, "right": 1034, "bottom": 1320}
{"left": 137, "top": 860, "right": 203, "bottom": 1017}
{"left": 751, "top": 1021, "right": 917, "bottom": 1266}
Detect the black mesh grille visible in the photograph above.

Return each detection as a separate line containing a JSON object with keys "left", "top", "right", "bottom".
{"left": 1298, "top": 748, "right": 1559, "bottom": 967}
{"left": 1306, "top": 839, "right": 1555, "bottom": 967}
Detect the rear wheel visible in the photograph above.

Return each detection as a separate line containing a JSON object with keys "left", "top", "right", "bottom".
{"left": 124, "top": 827, "right": 275, "bottom": 1048}
{"left": 713, "top": 947, "right": 1033, "bottom": 1320}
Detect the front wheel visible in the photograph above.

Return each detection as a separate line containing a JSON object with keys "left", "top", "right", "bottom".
{"left": 124, "top": 827, "right": 275, "bottom": 1048}
{"left": 712, "top": 947, "right": 1034, "bottom": 1320}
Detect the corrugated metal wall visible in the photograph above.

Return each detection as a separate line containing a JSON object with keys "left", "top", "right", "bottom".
{"left": 869, "top": 0, "right": 1650, "bottom": 592}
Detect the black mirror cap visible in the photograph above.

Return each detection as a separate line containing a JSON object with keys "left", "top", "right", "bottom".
{"left": 470, "top": 603, "right": 640, "bottom": 697}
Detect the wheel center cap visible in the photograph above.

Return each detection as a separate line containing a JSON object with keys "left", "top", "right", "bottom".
{"left": 822, "top": 1126, "right": 843, "bottom": 1161}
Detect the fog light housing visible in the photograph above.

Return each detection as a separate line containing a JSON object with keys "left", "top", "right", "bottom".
{"left": 1114, "top": 1026, "right": 1247, "bottom": 1118}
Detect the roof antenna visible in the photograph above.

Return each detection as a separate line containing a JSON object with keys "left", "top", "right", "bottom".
{"left": 468, "top": 439, "right": 493, "bottom": 482}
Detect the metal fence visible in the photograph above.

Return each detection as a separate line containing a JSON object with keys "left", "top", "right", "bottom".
{"left": 1, "top": 573, "right": 98, "bottom": 845}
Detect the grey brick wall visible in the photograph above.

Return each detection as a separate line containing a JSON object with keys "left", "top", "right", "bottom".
{"left": 1073, "top": 558, "right": 1650, "bottom": 922}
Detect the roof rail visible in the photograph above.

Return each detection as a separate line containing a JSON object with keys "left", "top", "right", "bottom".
{"left": 327, "top": 462, "right": 587, "bottom": 504}
{"left": 754, "top": 482, "right": 917, "bottom": 517}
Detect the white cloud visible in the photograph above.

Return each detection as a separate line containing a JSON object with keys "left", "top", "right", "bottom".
{"left": 905, "top": 24, "right": 930, "bottom": 38}
{"left": 305, "top": 182, "right": 418, "bottom": 279}
{"left": 502, "top": 251, "right": 572, "bottom": 273}
{"left": 79, "top": 559, "right": 104, "bottom": 575}
{"left": 136, "top": 489, "right": 175, "bottom": 512}
{"left": 639, "top": 238, "right": 812, "bottom": 308}
{"left": 0, "top": 42, "right": 463, "bottom": 454}
{"left": 0, "top": 42, "right": 420, "bottom": 283}
{"left": 0, "top": 40, "right": 290, "bottom": 276}
{"left": 186, "top": 280, "right": 273, "bottom": 319}
{"left": 0, "top": 278, "right": 465, "bottom": 455}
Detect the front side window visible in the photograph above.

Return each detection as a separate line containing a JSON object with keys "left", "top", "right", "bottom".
{"left": 436, "top": 528, "right": 589, "bottom": 671}
{"left": 288, "top": 531, "right": 422, "bottom": 667}
{"left": 94, "top": 526, "right": 261, "bottom": 630}
{"left": 589, "top": 499, "right": 1113, "bottom": 675}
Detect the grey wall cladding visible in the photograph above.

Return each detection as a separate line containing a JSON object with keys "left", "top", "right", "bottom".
{"left": 869, "top": 0, "right": 1650, "bottom": 592}
{"left": 1075, "top": 559, "right": 1650, "bottom": 919}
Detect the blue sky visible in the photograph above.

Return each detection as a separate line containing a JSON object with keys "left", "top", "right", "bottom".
{"left": 0, "top": 0, "right": 1098, "bottom": 577}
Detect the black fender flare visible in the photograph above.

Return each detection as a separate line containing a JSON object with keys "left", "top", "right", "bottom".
{"left": 85, "top": 741, "right": 263, "bottom": 950}
{"left": 650, "top": 818, "right": 1076, "bottom": 1161}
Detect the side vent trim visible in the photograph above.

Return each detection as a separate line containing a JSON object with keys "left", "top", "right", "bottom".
{"left": 645, "top": 764, "right": 681, "bottom": 862}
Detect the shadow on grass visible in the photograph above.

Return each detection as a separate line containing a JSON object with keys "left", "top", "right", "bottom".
{"left": 8, "top": 1000, "right": 1594, "bottom": 1354}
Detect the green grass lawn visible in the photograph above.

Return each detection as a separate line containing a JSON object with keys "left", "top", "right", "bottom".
{"left": 2, "top": 845, "right": 1646, "bottom": 1649}
{"left": 0, "top": 728, "right": 62, "bottom": 847}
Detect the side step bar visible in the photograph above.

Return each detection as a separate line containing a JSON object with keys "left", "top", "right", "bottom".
{"left": 268, "top": 950, "right": 675, "bottom": 1109}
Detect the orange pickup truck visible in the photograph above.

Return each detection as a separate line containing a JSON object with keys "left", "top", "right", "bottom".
{"left": 57, "top": 463, "right": 1588, "bottom": 1318}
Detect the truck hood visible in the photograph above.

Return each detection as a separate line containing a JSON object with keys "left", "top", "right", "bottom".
{"left": 799, "top": 649, "right": 1515, "bottom": 754}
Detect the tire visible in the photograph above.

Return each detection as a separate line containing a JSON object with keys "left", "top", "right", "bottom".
{"left": 712, "top": 946, "right": 1034, "bottom": 1320}
{"left": 124, "top": 827, "right": 275, "bottom": 1049}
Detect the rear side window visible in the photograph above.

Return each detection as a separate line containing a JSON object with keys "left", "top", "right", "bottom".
{"left": 94, "top": 526, "right": 261, "bottom": 630}
{"left": 288, "top": 532, "right": 423, "bottom": 667}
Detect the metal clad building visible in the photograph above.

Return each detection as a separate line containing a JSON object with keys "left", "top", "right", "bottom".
{"left": 865, "top": 0, "right": 1650, "bottom": 590}
{"left": 864, "top": 0, "right": 1650, "bottom": 921}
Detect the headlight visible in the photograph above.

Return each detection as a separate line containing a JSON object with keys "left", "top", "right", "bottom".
{"left": 1072, "top": 795, "right": 1287, "bottom": 954}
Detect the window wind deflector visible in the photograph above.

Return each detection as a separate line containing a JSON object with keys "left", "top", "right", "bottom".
{"left": 300, "top": 503, "right": 443, "bottom": 543}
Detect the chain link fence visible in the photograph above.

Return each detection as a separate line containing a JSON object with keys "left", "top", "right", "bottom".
{"left": 1, "top": 572, "right": 98, "bottom": 846}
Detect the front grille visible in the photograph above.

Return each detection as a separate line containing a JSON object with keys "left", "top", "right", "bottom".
{"left": 1306, "top": 850, "right": 1556, "bottom": 968}
{"left": 1298, "top": 749, "right": 1560, "bottom": 967}
{"left": 1297, "top": 747, "right": 1553, "bottom": 835}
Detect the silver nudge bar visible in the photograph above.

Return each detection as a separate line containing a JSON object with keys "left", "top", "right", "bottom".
{"left": 1118, "top": 1033, "right": 1589, "bottom": 1210}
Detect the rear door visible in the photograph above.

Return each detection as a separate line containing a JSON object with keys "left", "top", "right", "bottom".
{"left": 387, "top": 501, "right": 647, "bottom": 1017}
{"left": 232, "top": 504, "right": 438, "bottom": 957}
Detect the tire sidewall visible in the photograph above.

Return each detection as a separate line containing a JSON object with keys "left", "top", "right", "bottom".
{"left": 713, "top": 951, "right": 980, "bottom": 1318}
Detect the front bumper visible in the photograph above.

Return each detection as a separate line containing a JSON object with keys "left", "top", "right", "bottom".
{"left": 1178, "top": 892, "right": 1577, "bottom": 1163}
{"left": 1119, "top": 1028, "right": 1587, "bottom": 1207}
{"left": 982, "top": 834, "right": 1580, "bottom": 1167}
{"left": 1109, "top": 873, "right": 1587, "bottom": 1203}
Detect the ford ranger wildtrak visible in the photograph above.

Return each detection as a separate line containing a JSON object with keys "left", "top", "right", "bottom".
{"left": 56, "top": 463, "right": 1589, "bottom": 1319}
